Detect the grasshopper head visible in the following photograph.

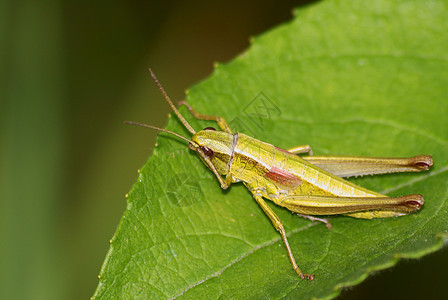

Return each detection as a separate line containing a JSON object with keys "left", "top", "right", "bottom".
{"left": 191, "top": 127, "right": 234, "bottom": 175}
{"left": 126, "top": 70, "right": 236, "bottom": 176}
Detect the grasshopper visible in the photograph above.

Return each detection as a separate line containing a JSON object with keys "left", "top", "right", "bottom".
{"left": 126, "top": 69, "right": 433, "bottom": 280}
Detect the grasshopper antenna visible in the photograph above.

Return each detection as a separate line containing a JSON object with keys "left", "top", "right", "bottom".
{"left": 124, "top": 121, "right": 197, "bottom": 146}
{"left": 148, "top": 68, "right": 196, "bottom": 135}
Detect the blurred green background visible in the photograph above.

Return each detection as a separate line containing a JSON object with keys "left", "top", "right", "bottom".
{"left": 1, "top": 0, "right": 446, "bottom": 299}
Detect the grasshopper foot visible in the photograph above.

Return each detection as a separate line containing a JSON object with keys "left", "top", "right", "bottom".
{"left": 295, "top": 267, "right": 315, "bottom": 280}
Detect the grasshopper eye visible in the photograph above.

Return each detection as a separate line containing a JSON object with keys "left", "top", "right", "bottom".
{"left": 200, "top": 146, "right": 214, "bottom": 159}
{"left": 203, "top": 127, "right": 216, "bottom": 131}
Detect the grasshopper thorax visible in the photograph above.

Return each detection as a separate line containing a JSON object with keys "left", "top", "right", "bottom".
{"left": 191, "top": 129, "right": 235, "bottom": 175}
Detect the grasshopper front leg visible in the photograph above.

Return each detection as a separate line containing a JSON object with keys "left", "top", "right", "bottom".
{"left": 252, "top": 194, "right": 314, "bottom": 280}
{"left": 193, "top": 144, "right": 233, "bottom": 189}
{"left": 178, "top": 100, "right": 233, "bottom": 133}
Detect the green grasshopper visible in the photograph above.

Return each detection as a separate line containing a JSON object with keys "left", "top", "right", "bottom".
{"left": 126, "top": 69, "right": 433, "bottom": 280}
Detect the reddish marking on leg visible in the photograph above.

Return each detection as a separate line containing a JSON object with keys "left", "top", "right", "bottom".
{"left": 266, "top": 166, "right": 302, "bottom": 188}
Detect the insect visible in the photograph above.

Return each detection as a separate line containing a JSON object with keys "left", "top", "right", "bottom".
{"left": 126, "top": 69, "right": 433, "bottom": 280}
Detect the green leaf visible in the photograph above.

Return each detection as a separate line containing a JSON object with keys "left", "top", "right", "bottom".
{"left": 93, "top": 0, "right": 448, "bottom": 299}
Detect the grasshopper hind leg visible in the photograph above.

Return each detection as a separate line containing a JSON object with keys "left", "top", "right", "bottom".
{"left": 302, "top": 155, "right": 433, "bottom": 178}
{"left": 253, "top": 195, "right": 314, "bottom": 280}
